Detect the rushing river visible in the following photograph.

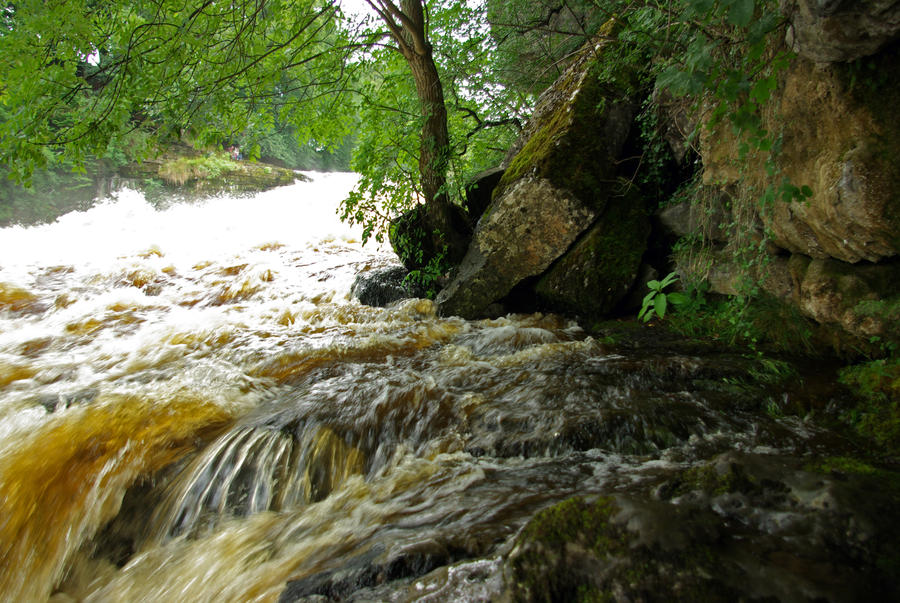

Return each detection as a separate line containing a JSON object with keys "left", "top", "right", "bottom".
{"left": 0, "top": 175, "right": 897, "bottom": 602}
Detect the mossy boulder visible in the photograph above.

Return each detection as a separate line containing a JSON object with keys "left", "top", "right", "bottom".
{"left": 389, "top": 203, "right": 471, "bottom": 272}
{"left": 436, "top": 28, "right": 638, "bottom": 319}
{"left": 839, "top": 357, "right": 900, "bottom": 451}
{"left": 504, "top": 452, "right": 900, "bottom": 602}
{"left": 504, "top": 495, "right": 742, "bottom": 602}
{"left": 787, "top": 254, "right": 900, "bottom": 345}
{"left": 534, "top": 185, "right": 650, "bottom": 317}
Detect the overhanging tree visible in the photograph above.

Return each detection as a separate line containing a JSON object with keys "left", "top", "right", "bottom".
{"left": 1, "top": 0, "right": 523, "bottom": 259}
{"left": 0, "top": 0, "right": 351, "bottom": 181}
{"left": 341, "top": 0, "right": 526, "bottom": 273}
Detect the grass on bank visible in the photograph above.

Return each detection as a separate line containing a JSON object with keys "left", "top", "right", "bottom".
{"left": 158, "top": 153, "right": 241, "bottom": 186}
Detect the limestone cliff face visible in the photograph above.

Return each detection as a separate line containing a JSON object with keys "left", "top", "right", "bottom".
{"left": 781, "top": 0, "right": 900, "bottom": 63}
{"left": 701, "top": 47, "right": 900, "bottom": 265}
{"left": 685, "top": 20, "right": 900, "bottom": 348}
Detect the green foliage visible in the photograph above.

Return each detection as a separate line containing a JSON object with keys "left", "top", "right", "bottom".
{"left": 486, "top": 0, "right": 609, "bottom": 95}
{"left": 638, "top": 272, "right": 689, "bottom": 322}
{"left": 839, "top": 357, "right": 900, "bottom": 451}
{"left": 254, "top": 127, "right": 354, "bottom": 171}
{"left": 341, "top": 0, "right": 525, "bottom": 245}
{"left": 666, "top": 291, "right": 817, "bottom": 355}
{"left": 0, "top": 0, "right": 348, "bottom": 182}
{"left": 158, "top": 154, "right": 238, "bottom": 186}
{"left": 405, "top": 250, "right": 450, "bottom": 300}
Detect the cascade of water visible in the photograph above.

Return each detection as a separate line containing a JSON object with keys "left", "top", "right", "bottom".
{"left": 150, "top": 424, "right": 367, "bottom": 541}
{"left": 0, "top": 174, "right": 895, "bottom": 602}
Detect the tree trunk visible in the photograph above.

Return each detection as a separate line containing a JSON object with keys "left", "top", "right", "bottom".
{"left": 405, "top": 47, "right": 468, "bottom": 261}
{"left": 374, "top": 0, "right": 470, "bottom": 264}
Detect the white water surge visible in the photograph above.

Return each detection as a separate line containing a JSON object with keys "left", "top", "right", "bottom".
{"left": 0, "top": 175, "right": 599, "bottom": 601}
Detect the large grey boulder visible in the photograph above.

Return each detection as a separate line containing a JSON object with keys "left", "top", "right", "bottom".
{"left": 535, "top": 187, "right": 650, "bottom": 317}
{"left": 436, "top": 28, "right": 637, "bottom": 319}
{"left": 437, "top": 178, "right": 599, "bottom": 318}
{"left": 783, "top": 0, "right": 900, "bottom": 63}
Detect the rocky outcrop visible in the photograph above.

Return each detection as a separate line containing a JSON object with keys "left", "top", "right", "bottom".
{"left": 681, "top": 26, "right": 900, "bottom": 349}
{"left": 436, "top": 177, "right": 600, "bottom": 318}
{"left": 787, "top": 255, "right": 900, "bottom": 340}
{"left": 437, "top": 26, "right": 638, "bottom": 319}
{"left": 503, "top": 452, "right": 900, "bottom": 602}
{"left": 673, "top": 244, "right": 900, "bottom": 345}
{"left": 701, "top": 47, "right": 900, "bottom": 264}
{"left": 783, "top": 0, "right": 900, "bottom": 62}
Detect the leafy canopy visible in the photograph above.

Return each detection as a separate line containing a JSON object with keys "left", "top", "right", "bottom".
{"left": 0, "top": 0, "right": 351, "bottom": 182}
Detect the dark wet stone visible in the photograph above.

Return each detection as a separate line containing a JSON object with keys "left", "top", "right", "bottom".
{"left": 351, "top": 266, "right": 426, "bottom": 307}
{"left": 278, "top": 541, "right": 452, "bottom": 602}
{"left": 464, "top": 167, "right": 504, "bottom": 227}
{"left": 503, "top": 453, "right": 900, "bottom": 603}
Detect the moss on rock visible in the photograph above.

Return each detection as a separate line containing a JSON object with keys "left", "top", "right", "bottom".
{"left": 534, "top": 184, "right": 649, "bottom": 317}
{"left": 839, "top": 357, "right": 900, "bottom": 452}
{"left": 505, "top": 495, "right": 741, "bottom": 603}
{"left": 495, "top": 20, "right": 636, "bottom": 211}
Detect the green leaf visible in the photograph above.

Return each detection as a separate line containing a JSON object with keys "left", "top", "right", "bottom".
{"left": 659, "top": 272, "right": 679, "bottom": 288}
{"left": 727, "top": 0, "right": 755, "bottom": 28}
{"left": 667, "top": 292, "right": 690, "bottom": 305}
{"left": 655, "top": 294, "right": 668, "bottom": 319}
{"left": 801, "top": 185, "right": 814, "bottom": 198}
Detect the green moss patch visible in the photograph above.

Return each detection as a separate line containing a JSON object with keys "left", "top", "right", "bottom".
{"left": 839, "top": 357, "right": 900, "bottom": 452}
{"left": 494, "top": 30, "right": 636, "bottom": 211}
{"left": 506, "top": 495, "right": 740, "bottom": 602}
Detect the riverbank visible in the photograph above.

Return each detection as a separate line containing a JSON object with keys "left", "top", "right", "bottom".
{"left": 0, "top": 146, "right": 301, "bottom": 228}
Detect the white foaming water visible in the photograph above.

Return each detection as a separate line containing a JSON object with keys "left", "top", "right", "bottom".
{"left": 0, "top": 173, "right": 397, "bottom": 422}
{"left": 0, "top": 171, "right": 371, "bottom": 272}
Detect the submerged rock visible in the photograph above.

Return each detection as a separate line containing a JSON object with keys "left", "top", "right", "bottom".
{"left": 351, "top": 266, "right": 426, "bottom": 308}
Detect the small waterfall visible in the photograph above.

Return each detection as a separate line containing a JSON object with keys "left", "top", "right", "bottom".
{"left": 151, "top": 425, "right": 365, "bottom": 540}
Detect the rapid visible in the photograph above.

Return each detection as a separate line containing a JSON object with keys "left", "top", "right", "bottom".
{"left": 0, "top": 175, "right": 896, "bottom": 602}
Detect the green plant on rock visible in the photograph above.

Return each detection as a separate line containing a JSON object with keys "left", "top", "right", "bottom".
{"left": 638, "top": 272, "right": 689, "bottom": 322}
{"left": 405, "top": 246, "right": 450, "bottom": 299}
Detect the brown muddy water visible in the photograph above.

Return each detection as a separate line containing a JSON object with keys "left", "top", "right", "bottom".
{"left": 0, "top": 174, "right": 897, "bottom": 602}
